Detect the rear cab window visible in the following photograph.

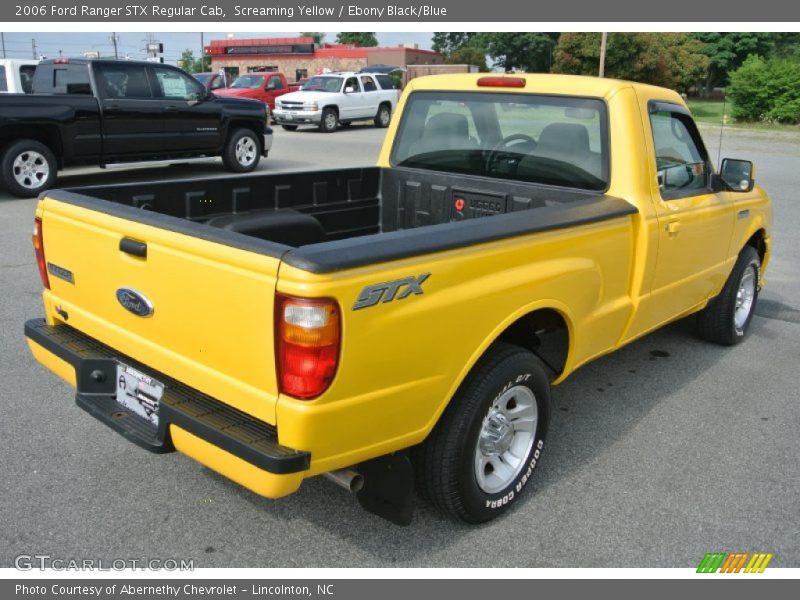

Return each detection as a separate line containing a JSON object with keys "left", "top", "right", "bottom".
{"left": 32, "top": 63, "right": 91, "bottom": 94}
{"left": 391, "top": 91, "right": 609, "bottom": 191}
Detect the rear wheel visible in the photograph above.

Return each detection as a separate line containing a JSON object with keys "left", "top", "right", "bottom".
{"left": 374, "top": 103, "right": 391, "bottom": 128}
{"left": 221, "top": 128, "right": 261, "bottom": 173}
{"left": 413, "top": 342, "right": 550, "bottom": 523}
{"left": 281, "top": 125, "right": 298, "bottom": 131}
{"left": 1, "top": 139, "right": 57, "bottom": 197}
{"left": 696, "top": 246, "right": 761, "bottom": 345}
{"left": 319, "top": 108, "right": 338, "bottom": 133}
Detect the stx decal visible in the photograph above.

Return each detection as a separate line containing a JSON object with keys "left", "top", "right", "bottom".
{"left": 352, "top": 273, "right": 431, "bottom": 311}
{"left": 696, "top": 552, "right": 773, "bottom": 573}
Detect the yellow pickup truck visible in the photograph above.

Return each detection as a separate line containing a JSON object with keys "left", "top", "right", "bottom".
{"left": 25, "top": 74, "right": 771, "bottom": 525}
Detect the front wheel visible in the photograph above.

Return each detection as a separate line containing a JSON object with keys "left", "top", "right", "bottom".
{"left": 696, "top": 246, "right": 761, "bottom": 345}
{"left": 221, "top": 128, "right": 261, "bottom": 173}
{"left": 414, "top": 342, "right": 551, "bottom": 523}
{"left": 319, "top": 108, "right": 338, "bottom": 133}
{"left": 1, "top": 139, "right": 57, "bottom": 198}
{"left": 374, "top": 104, "right": 391, "bottom": 128}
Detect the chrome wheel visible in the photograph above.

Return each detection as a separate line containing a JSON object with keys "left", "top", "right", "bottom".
{"left": 379, "top": 107, "right": 390, "bottom": 126}
{"left": 474, "top": 385, "right": 537, "bottom": 494}
{"left": 734, "top": 264, "right": 756, "bottom": 331}
{"left": 324, "top": 112, "right": 337, "bottom": 130}
{"left": 234, "top": 136, "right": 257, "bottom": 167}
{"left": 13, "top": 150, "right": 50, "bottom": 190}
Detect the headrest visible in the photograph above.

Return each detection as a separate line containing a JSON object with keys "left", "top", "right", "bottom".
{"left": 536, "top": 123, "right": 590, "bottom": 156}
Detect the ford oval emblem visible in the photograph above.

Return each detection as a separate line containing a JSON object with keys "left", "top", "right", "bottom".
{"left": 116, "top": 288, "right": 154, "bottom": 318}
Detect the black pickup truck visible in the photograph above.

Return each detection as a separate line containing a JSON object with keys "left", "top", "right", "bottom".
{"left": 0, "top": 58, "right": 272, "bottom": 197}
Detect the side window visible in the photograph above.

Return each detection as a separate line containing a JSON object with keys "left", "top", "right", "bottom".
{"left": 19, "top": 65, "right": 36, "bottom": 93}
{"left": 152, "top": 67, "right": 205, "bottom": 100}
{"left": 267, "top": 76, "right": 283, "bottom": 90}
{"left": 650, "top": 109, "right": 710, "bottom": 198}
{"left": 0, "top": 68, "right": 7, "bottom": 92}
{"left": 96, "top": 64, "right": 152, "bottom": 99}
{"left": 376, "top": 74, "right": 396, "bottom": 90}
{"left": 360, "top": 75, "right": 377, "bottom": 92}
{"left": 344, "top": 77, "right": 360, "bottom": 92}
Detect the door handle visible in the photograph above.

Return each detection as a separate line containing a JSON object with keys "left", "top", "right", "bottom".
{"left": 164, "top": 105, "right": 179, "bottom": 112}
{"left": 666, "top": 221, "right": 681, "bottom": 235}
{"left": 120, "top": 237, "right": 147, "bottom": 258}
{"left": 105, "top": 103, "right": 121, "bottom": 111}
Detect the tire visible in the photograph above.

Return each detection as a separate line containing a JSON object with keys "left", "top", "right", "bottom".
{"left": 696, "top": 245, "right": 761, "bottom": 345}
{"left": 281, "top": 125, "right": 298, "bottom": 131}
{"left": 221, "top": 128, "right": 261, "bottom": 173}
{"left": 374, "top": 103, "right": 391, "bottom": 128}
{"left": 1, "top": 139, "right": 57, "bottom": 198}
{"left": 413, "top": 342, "right": 551, "bottom": 523}
{"left": 319, "top": 108, "right": 338, "bottom": 133}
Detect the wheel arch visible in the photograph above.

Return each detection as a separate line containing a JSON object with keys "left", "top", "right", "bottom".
{"left": 0, "top": 126, "right": 64, "bottom": 168}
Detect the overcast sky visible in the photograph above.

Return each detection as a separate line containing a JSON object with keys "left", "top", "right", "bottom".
{"left": 0, "top": 32, "right": 435, "bottom": 64}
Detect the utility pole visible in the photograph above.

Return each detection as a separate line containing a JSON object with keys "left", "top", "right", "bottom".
{"left": 598, "top": 32, "right": 608, "bottom": 78}
{"left": 110, "top": 32, "right": 119, "bottom": 59}
{"left": 201, "top": 32, "right": 205, "bottom": 71}
{"left": 31, "top": 38, "right": 37, "bottom": 60}
{"left": 1, "top": 33, "right": 6, "bottom": 59}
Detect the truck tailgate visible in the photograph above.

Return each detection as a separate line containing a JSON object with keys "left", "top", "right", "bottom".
{"left": 36, "top": 195, "right": 284, "bottom": 425}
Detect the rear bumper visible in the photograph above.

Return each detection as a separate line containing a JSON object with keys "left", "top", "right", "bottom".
{"left": 24, "top": 318, "right": 308, "bottom": 497}
{"left": 262, "top": 127, "right": 273, "bottom": 155}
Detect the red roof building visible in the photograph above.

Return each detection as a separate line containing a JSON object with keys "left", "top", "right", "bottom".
{"left": 204, "top": 36, "right": 443, "bottom": 82}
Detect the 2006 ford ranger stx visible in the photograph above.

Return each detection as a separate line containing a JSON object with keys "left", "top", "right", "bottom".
{"left": 25, "top": 74, "right": 772, "bottom": 525}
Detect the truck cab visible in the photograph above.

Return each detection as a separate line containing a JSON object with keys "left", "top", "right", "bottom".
{"left": 213, "top": 71, "right": 290, "bottom": 112}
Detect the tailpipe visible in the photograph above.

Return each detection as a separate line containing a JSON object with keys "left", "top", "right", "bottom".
{"left": 323, "top": 468, "right": 364, "bottom": 494}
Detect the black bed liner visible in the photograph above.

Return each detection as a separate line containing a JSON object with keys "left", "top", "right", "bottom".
{"left": 51, "top": 166, "right": 637, "bottom": 274}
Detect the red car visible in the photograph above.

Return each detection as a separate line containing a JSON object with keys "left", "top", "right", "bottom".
{"left": 213, "top": 72, "right": 291, "bottom": 112}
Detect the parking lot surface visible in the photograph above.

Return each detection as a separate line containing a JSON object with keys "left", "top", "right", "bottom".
{"left": 1, "top": 124, "right": 798, "bottom": 567}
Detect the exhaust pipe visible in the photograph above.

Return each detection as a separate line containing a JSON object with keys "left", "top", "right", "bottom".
{"left": 323, "top": 468, "right": 364, "bottom": 494}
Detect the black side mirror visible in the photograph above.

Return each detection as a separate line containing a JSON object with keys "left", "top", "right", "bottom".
{"left": 720, "top": 158, "right": 755, "bottom": 192}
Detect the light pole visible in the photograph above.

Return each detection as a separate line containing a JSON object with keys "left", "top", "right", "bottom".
{"left": 599, "top": 32, "right": 608, "bottom": 78}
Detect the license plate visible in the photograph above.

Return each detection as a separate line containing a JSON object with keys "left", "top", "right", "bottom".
{"left": 284, "top": 114, "right": 293, "bottom": 120}
{"left": 115, "top": 362, "right": 164, "bottom": 427}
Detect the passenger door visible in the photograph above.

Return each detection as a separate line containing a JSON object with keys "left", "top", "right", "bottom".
{"left": 262, "top": 74, "right": 285, "bottom": 111}
{"left": 648, "top": 103, "right": 735, "bottom": 321}
{"left": 339, "top": 76, "right": 363, "bottom": 120}
{"left": 150, "top": 65, "right": 223, "bottom": 153}
{"left": 359, "top": 75, "right": 381, "bottom": 117}
{"left": 94, "top": 62, "right": 165, "bottom": 157}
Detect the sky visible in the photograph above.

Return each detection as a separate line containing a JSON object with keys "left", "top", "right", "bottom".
{"left": 0, "top": 31, "right": 435, "bottom": 64}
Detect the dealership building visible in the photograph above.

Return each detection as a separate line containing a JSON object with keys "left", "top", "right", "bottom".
{"left": 204, "top": 36, "right": 444, "bottom": 82}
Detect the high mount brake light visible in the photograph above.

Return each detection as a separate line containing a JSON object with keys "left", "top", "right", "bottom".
{"left": 477, "top": 76, "right": 526, "bottom": 88}
{"left": 32, "top": 217, "right": 50, "bottom": 290}
{"left": 275, "top": 294, "right": 341, "bottom": 399}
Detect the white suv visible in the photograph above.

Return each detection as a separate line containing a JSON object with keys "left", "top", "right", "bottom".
{"left": 273, "top": 72, "right": 399, "bottom": 133}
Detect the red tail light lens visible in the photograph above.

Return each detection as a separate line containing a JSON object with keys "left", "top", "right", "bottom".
{"left": 276, "top": 294, "right": 340, "bottom": 399}
{"left": 32, "top": 217, "right": 50, "bottom": 289}
{"left": 477, "top": 76, "right": 526, "bottom": 88}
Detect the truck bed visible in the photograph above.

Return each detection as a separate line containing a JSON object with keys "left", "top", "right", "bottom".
{"left": 55, "top": 167, "right": 636, "bottom": 273}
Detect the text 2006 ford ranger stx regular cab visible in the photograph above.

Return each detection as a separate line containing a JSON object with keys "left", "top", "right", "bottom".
{"left": 25, "top": 74, "right": 772, "bottom": 525}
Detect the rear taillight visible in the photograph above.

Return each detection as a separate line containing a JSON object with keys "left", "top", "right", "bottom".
{"left": 276, "top": 294, "right": 340, "bottom": 399}
{"left": 32, "top": 217, "right": 50, "bottom": 289}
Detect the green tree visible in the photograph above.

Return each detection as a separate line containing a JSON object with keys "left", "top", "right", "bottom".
{"left": 691, "top": 33, "right": 776, "bottom": 92}
{"left": 446, "top": 46, "right": 488, "bottom": 71}
{"left": 432, "top": 33, "right": 480, "bottom": 54}
{"left": 477, "top": 32, "right": 559, "bottom": 72}
{"left": 301, "top": 32, "right": 325, "bottom": 45}
{"left": 179, "top": 49, "right": 209, "bottom": 73}
{"left": 729, "top": 55, "right": 800, "bottom": 123}
{"left": 553, "top": 33, "right": 708, "bottom": 91}
{"left": 335, "top": 32, "right": 378, "bottom": 47}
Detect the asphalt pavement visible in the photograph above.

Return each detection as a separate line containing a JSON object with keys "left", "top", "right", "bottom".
{"left": 0, "top": 123, "right": 798, "bottom": 568}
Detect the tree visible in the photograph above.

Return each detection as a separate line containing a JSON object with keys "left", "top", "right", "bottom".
{"left": 432, "top": 33, "right": 480, "bottom": 54}
{"left": 690, "top": 33, "right": 776, "bottom": 92}
{"left": 301, "top": 32, "right": 325, "bottom": 45}
{"left": 477, "top": 33, "right": 559, "bottom": 72}
{"left": 729, "top": 55, "right": 800, "bottom": 123}
{"left": 446, "top": 46, "right": 488, "bottom": 71}
{"left": 553, "top": 33, "right": 708, "bottom": 91}
{"left": 179, "top": 49, "right": 209, "bottom": 73}
{"left": 335, "top": 32, "right": 378, "bottom": 47}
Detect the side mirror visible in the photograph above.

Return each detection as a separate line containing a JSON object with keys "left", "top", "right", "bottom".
{"left": 720, "top": 158, "right": 755, "bottom": 192}
{"left": 344, "top": 86, "right": 355, "bottom": 94}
